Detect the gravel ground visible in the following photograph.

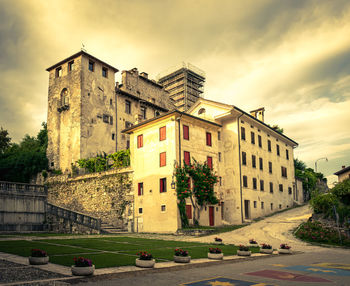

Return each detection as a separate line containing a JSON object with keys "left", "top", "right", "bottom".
{"left": 0, "top": 259, "right": 68, "bottom": 285}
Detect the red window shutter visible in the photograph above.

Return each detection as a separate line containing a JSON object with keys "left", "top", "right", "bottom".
{"left": 160, "top": 152, "right": 166, "bottom": 167}
{"left": 186, "top": 205, "right": 192, "bottom": 219}
{"left": 137, "top": 135, "right": 143, "bottom": 148}
{"left": 183, "top": 125, "right": 189, "bottom": 140}
{"left": 184, "top": 151, "right": 190, "bottom": 165}
{"left": 187, "top": 178, "right": 191, "bottom": 190}
{"left": 160, "top": 178, "right": 163, "bottom": 193}
{"left": 207, "top": 156, "right": 213, "bottom": 169}
{"left": 206, "top": 132, "right": 212, "bottom": 146}
{"left": 159, "top": 126, "right": 166, "bottom": 141}
{"left": 138, "top": 183, "right": 143, "bottom": 196}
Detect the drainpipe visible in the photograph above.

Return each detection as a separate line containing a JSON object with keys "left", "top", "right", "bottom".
{"left": 237, "top": 112, "right": 244, "bottom": 223}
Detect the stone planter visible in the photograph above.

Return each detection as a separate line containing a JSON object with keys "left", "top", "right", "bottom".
{"left": 278, "top": 249, "right": 292, "bottom": 254}
{"left": 71, "top": 265, "right": 95, "bottom": 276}
{"left": 213, "top": 241, "right": 223, "bottom": 245}
{"left": 237, "top": 250, "right": 251, "bottom": 256}
{"left": 260, "top": 248, "right": 273, "bottom": 254}
{"left": 174, "top": 255, "right": 191, "bottom": 263}
{"left": 208, "top": 252, "right": 223, "bottom": 260}
{"left": 135, "top": 258, "right": 155, "bottom": 268}
{"left": 29, "top": 256, "right": 49, "bottom": 265}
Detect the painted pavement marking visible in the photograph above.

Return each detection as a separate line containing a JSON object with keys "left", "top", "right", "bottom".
{"left": 245, "top": 270, "right": 332, "bottom": 283}
{"left": 181, "top": 276, "right": 276, "bottom": 286}
{"left": 311, "top": 263, "right": 350, "bottom": 271}
{"left": 283, "top": 265, "right": 350, "bottom": 276}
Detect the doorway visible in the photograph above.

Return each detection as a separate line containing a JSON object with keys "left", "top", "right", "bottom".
{"left": 209, "top": 206, "right": 215, "bottom": 226}
{"left": 244, "top": 200, "right": 250, "bottom": 219}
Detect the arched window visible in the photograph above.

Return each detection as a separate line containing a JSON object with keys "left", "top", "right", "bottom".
{"left": 60, "top": 88, "right": 69, "bottom": 106}
{"left": 155, "top": 111, "right": 160, "bottom": 117}
{"left": 198, "top": 108, "right": 206, "bottom": 115}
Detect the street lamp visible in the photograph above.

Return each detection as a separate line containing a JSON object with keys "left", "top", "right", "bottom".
{"left": 315, "top": 157, "right": 328, "bottom": 172}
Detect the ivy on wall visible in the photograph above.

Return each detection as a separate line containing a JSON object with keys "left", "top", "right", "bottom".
{"left": 175, "top": 159, "right": 218, "bottom": 227}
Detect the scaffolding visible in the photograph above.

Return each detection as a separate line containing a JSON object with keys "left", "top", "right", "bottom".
{"left": 157, "top": 63, "right": 205, "bottom": 111}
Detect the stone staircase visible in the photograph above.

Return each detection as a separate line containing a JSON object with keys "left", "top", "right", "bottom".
{"left": 100, "top": 222, "right": 127, "bottom": 234}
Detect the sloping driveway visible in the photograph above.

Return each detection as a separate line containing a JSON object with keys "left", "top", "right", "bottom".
{"left": 187, "top": 204, "right": 325, "bottom": 252}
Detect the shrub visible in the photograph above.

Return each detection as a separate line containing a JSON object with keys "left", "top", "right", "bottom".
{"left": 209, "top": 248, "right": 222, "bottom": 254}
{"left": 261, "top": 243, "right": 272, "bottom": 249}
{"left": 74, "top": 257, "right": 92, "bottom": 267}
{"left": 239, "top": 245, "right": 249, "bottom": 251}
{"left": 310, "top": 192, "right": 338, "bottom": 217}
{"left": 31, "top": 249, "right": 47, "bottom": 257}
{"left": 137, "top": 251, "right": 153, "bottom": 260}
{"left": 214, "top": 237, "right": 222, "bottom": 242}
{"left": 174, "top": 249, "right": 189, "bottom": 257}
{"left": 249, "top": 239, "right": 257, "bottom": 244}
{"left": 280, "top": 244, "right": 291, "bottom": 250}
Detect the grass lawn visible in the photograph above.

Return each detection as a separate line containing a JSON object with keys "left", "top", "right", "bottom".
{"left": 182, "top": 224, "right": 246, "bottom": 236}
{"left": 0, "top": 237, "right": 260, "bottom": 269}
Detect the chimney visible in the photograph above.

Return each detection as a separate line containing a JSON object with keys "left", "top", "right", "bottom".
{"left": 250, "top": 107, "right": 265, "bottom": 122}
{"left": 342, "top": 165, "right": 346, "bottom": 169}
{"left": 140, "top": 72, "right": 148, "bottom": 79}
{"left": 131, "top": 68, "right": 138, "bottom": 75}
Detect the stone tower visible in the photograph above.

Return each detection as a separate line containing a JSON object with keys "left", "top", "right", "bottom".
{"left": 46, "top": 51, "right": 119, "bottom": 173}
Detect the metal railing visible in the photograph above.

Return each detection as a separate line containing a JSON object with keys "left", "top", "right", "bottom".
{"left": 47, "top": 203, "right": 101, "bottom": 230}
{"left": 0, "top": 181, "right": 47, "bottom": 194}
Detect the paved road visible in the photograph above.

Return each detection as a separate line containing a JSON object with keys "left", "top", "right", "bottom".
{"left": 79, "top": 248, "right": 350, "bottom": 286}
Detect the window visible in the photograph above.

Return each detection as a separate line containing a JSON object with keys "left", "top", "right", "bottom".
{"left": 219, "top": 177, "right": 222, "bottom": 186}
{"left": 241, "top": 127, "right": 246, "bottom": 140}
{"left": 126, "top": 140, "right": 130, "bottom": 149}
{"left": 260, "top": 180, "right": 264, "bottom": 191}
{"left": 279, "top": 184, "right": 283, "bottom": 192}
{"left": 55, "top": 66, "right": 62, "bottom": 77}
{"left": 125, "top": 100, "right": 131, "bottom": 114}
{"left": 110, "top": 99, "right": 113, "bottom": 106}
{"left": 183, "top": 125, "right": 189, "bottom": 140}
{"left": 269, "top": 162, "right": 272, "bottom": 174}
{"left": 159, "top": 126, "right": 166, "bottom": 141}
{"left": 139, "top": 208, "right": 143, "bottom": 214}
{"left": 68, "top": 61, "right": 74, "bottom": 72}
{"left": 138, "top": 182, "right": 143, "bottom": 196}
{"left": 186, "top": 205, "right": 192, "bottom": 219}
{"left": 160, "top": 152, "right": 166, "bottom": 167}
{"left": 184, "top": 151, "right": 191, "bottom": 165}
{"left": 88, "top": 61, "right": 94, "bottom": 72}
{"left": 140, "top": 106, "right": 147, "bottom": 119}
{"left": 277, "top": 144, "right": 280, "bottom": 156}
{"left": 218, "top": 131, "right": 221, "bottom": 141}
{"left": 103, "top": 114, "right": 110, "bottom": 123}
{"left": 243, "top": 175, "right": 248, "bottom": 187}
{"left": 254, "top": 201, "right": 257, "bottom": 208}
{"left": 125, "top": 121, "right": 132, "bottom": 128}
{"left": 268, "top": 140, "right": 271, "bottom": 152}
{"left": 270, "top": 182, "right": 273, "bottom": 193}
{"left": 207, "top": 156, "right": 213, "bottom": 169}
{"left": 251, "top": 132, "right": 255, "bottom": 144}
{"left": 161, "top": 205, "right": 166, "bottom": 212}
{"left": 102, "top": 67, "right": 108, "bottom": 78}
{"left": 252, "top": 155, "right": 256, "bottom": 168}
{"left": 281, "top": 166, "right": 287, "bottom": 178}
{"left": 206, "top": 132, "right": 212, "bottom": 146}
{"left": 218, "top": 152, "right": 221, "bottom": 162}
{"left": 253, "top": 178, "right": 257, "bottom": 190}
{"left": 137, "top": 135, "right": 143, "bottom": 148}
{"left": 258, "top": 135, "right": 262, "bottom": 147}
{"left": 288, "top": 187, "right": 292, "bottom": 194}
{"left": 279, "top": 204, "right": 282, "bottom": 209}
{"left": 155, "top": 111, "right": 160, "bottom": 117}
{"left": 259, "top": 157, "right": 263, "bottom": 170}
{"left": 242, "top": 152, "right": 247, "bottom": 165}
{"left": 261, "top": 202, "right": 264, "bottom": 209}
{"left": 160, "top": 178, "right": 167, "bottom": 193}
{"left": 286, "top": 149, "right": 289, "bottom": 160}
{"left": 112, "top": 133, "right": 115, "bottom": 140}
{"left": 271, "top": 203, "right": 273, "bottom": 210}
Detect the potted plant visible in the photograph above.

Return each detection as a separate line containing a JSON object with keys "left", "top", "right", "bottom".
{"left": 278, "top": 244, "right": 292, "bottom": 254}
{"left": 237, "top": 245, "right": 251, "bottom": 256}
{"left": 208, "top": 248, "right": 223, "bottom": 260}
{"left": 248, "top": 239, "right": 258, "bottom": 247}
{"left": 260, "top": 243, "right": 273, "bottom": 254}
{"left": 213, "top": 237, "right": 223, "bottom": 245}
{"left": 71, "top": 257, "right": 94, "bottom": 276}
{"left": 135, "top": 251, "right": 155, "bottom": 268}
{"left": 174, "top": 248, "right": 191, "bottom": 263}
{"left": 29, "top": 249, "right": 49, "bottom": 265}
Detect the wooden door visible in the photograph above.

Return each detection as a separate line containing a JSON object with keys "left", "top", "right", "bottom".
{"left": 209, "top": 206, "right": 215, "bottom": 226}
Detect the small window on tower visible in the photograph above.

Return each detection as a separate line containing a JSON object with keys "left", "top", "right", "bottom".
{"left": 55, "top": 67, "right": 62, "bottom": 78}
{"left": 112, "top": 133, "right": 115, "bottom": 140}
{"left": 68, "top": 61, "right": 74, "bottom": 72}
{"left": 102, "top": 67, "right": 108, "bottom": 78}
{"left": 89, "top": 61, "right": 94, "bottom": 72}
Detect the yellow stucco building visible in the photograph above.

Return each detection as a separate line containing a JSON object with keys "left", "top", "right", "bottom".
{"left": 124, "top": 98, "right": 299, "bottom": 233}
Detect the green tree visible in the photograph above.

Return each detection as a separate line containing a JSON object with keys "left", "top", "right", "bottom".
{"left": 0, "top": 127, "right": 11, "bottom": 154}
{"left": 0, "top": 123, "right": 48, "bottom": 183}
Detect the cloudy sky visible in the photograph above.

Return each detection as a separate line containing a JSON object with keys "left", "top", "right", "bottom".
{"left": 1, "top": 0, "right": 349, "bottom": 183}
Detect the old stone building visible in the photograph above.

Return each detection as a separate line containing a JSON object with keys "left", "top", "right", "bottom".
{"left": 46, "top": 51, "right": 174, "bottom": 172}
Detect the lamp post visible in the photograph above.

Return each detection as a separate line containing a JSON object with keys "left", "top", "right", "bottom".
{"left": 315, "top": 157, "right": 328, "bottom": 172}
